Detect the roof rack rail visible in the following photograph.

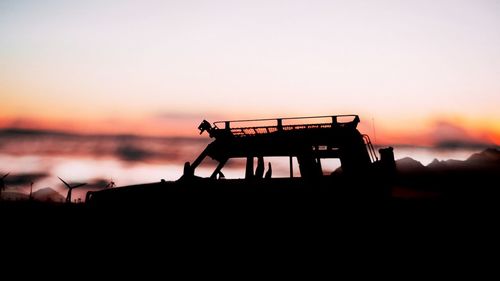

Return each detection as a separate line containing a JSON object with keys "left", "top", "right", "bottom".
{"left": 210, "top": 114, "right": 360, "bottom": 137}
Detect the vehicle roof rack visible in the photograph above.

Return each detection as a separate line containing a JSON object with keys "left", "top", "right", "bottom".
{"left": 210, "top": 114, "right": 360, "bottom": 138}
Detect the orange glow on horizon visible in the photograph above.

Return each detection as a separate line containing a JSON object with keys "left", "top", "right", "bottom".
{"left": 0, "top": 115, "right": 196, "bottom": 137}
{"left": 1, "top": 114, "right": 498, "bottom": 147}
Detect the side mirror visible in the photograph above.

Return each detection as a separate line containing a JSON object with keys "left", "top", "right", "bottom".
{"left": 198, "top": 120, "right": 212, "bottom": 135}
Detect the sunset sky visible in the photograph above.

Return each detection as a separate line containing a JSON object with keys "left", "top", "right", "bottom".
{"left": 1, "top": 0, "right": 499, "bottom": 145}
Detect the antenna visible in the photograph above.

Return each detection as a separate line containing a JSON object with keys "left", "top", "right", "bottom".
{"left": 372, "top": 117, "right": 377, "bottom": 143}
{"left": 0, "top": 173, "right": 9, "bottom": 197}
{"left": 29, "top": 182, "right": 34, "bottom": 201}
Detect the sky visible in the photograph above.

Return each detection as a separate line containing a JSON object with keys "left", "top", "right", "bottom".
{"left": 1, "top": 0, "right": 500, "bottom": 145}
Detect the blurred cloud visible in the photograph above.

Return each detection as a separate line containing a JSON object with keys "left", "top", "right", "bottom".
{"left": 115, "top": 144, "right": 154, "bottom": 162}
{"left": 0, "top": 128, "right": 209, "bottom": 164}
{"left": 4, "top": 118, "right": 42, "bottom": 129}
{"left": 3, "top": 172, "right": 49, "bottom": 186}
{"left": 429, "top": 120, "right": 493, "bottom": 149}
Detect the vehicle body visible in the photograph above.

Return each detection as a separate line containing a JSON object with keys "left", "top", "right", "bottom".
{"left": 86, "top": 115, "right": 395, "bottom": 206}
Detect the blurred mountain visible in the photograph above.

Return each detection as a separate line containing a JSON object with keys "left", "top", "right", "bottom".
{"left": 32, "top": 188, "right": 65, "bottom": 202}
{"left": 396, "top": 157, "right": 426, "bottom": 173}
{"left": 1, "top": 188, "right": 65, "bottom": 202}
{"left": 427, "top": 158, "right": 446, "bottom": 170}
{"left": 427, "top": 158, "right": 468, "bottom": 171}
{"left": 466, "top": 148, "right": 500, "bottom": 165}
{"left": 426, "top": 148, "right": 500, "bottom": 172}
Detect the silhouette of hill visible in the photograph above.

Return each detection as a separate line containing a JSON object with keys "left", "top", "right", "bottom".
{"left": 422, "top": 148, "right": 500, "bottom": 172}
{"left": 32, "top": 188, "right": 65, "bottom": 202}
{"left": 426, "top": 158, "right": 468, "bottom": 171}
{"left": 466, "top": 148, "right": 500, "bottom": 165}
{"left": 396, "top": 157, "right": 426, "bottom": 173}
{"left": 1, "top": 188, "right": 65, "bottom": 202}
{"left": 427, "top": 158, "right": 446, "bottom": 170}
{"left": 393, "top": 148, "right": 500, "bottom": 174}
{"left": 389, "top": 148, "right": 500, "bottom": 201}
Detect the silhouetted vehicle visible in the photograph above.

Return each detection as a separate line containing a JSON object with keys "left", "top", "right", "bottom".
{"left": 86, "top": 115, "right": 395, "bottom": 206}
